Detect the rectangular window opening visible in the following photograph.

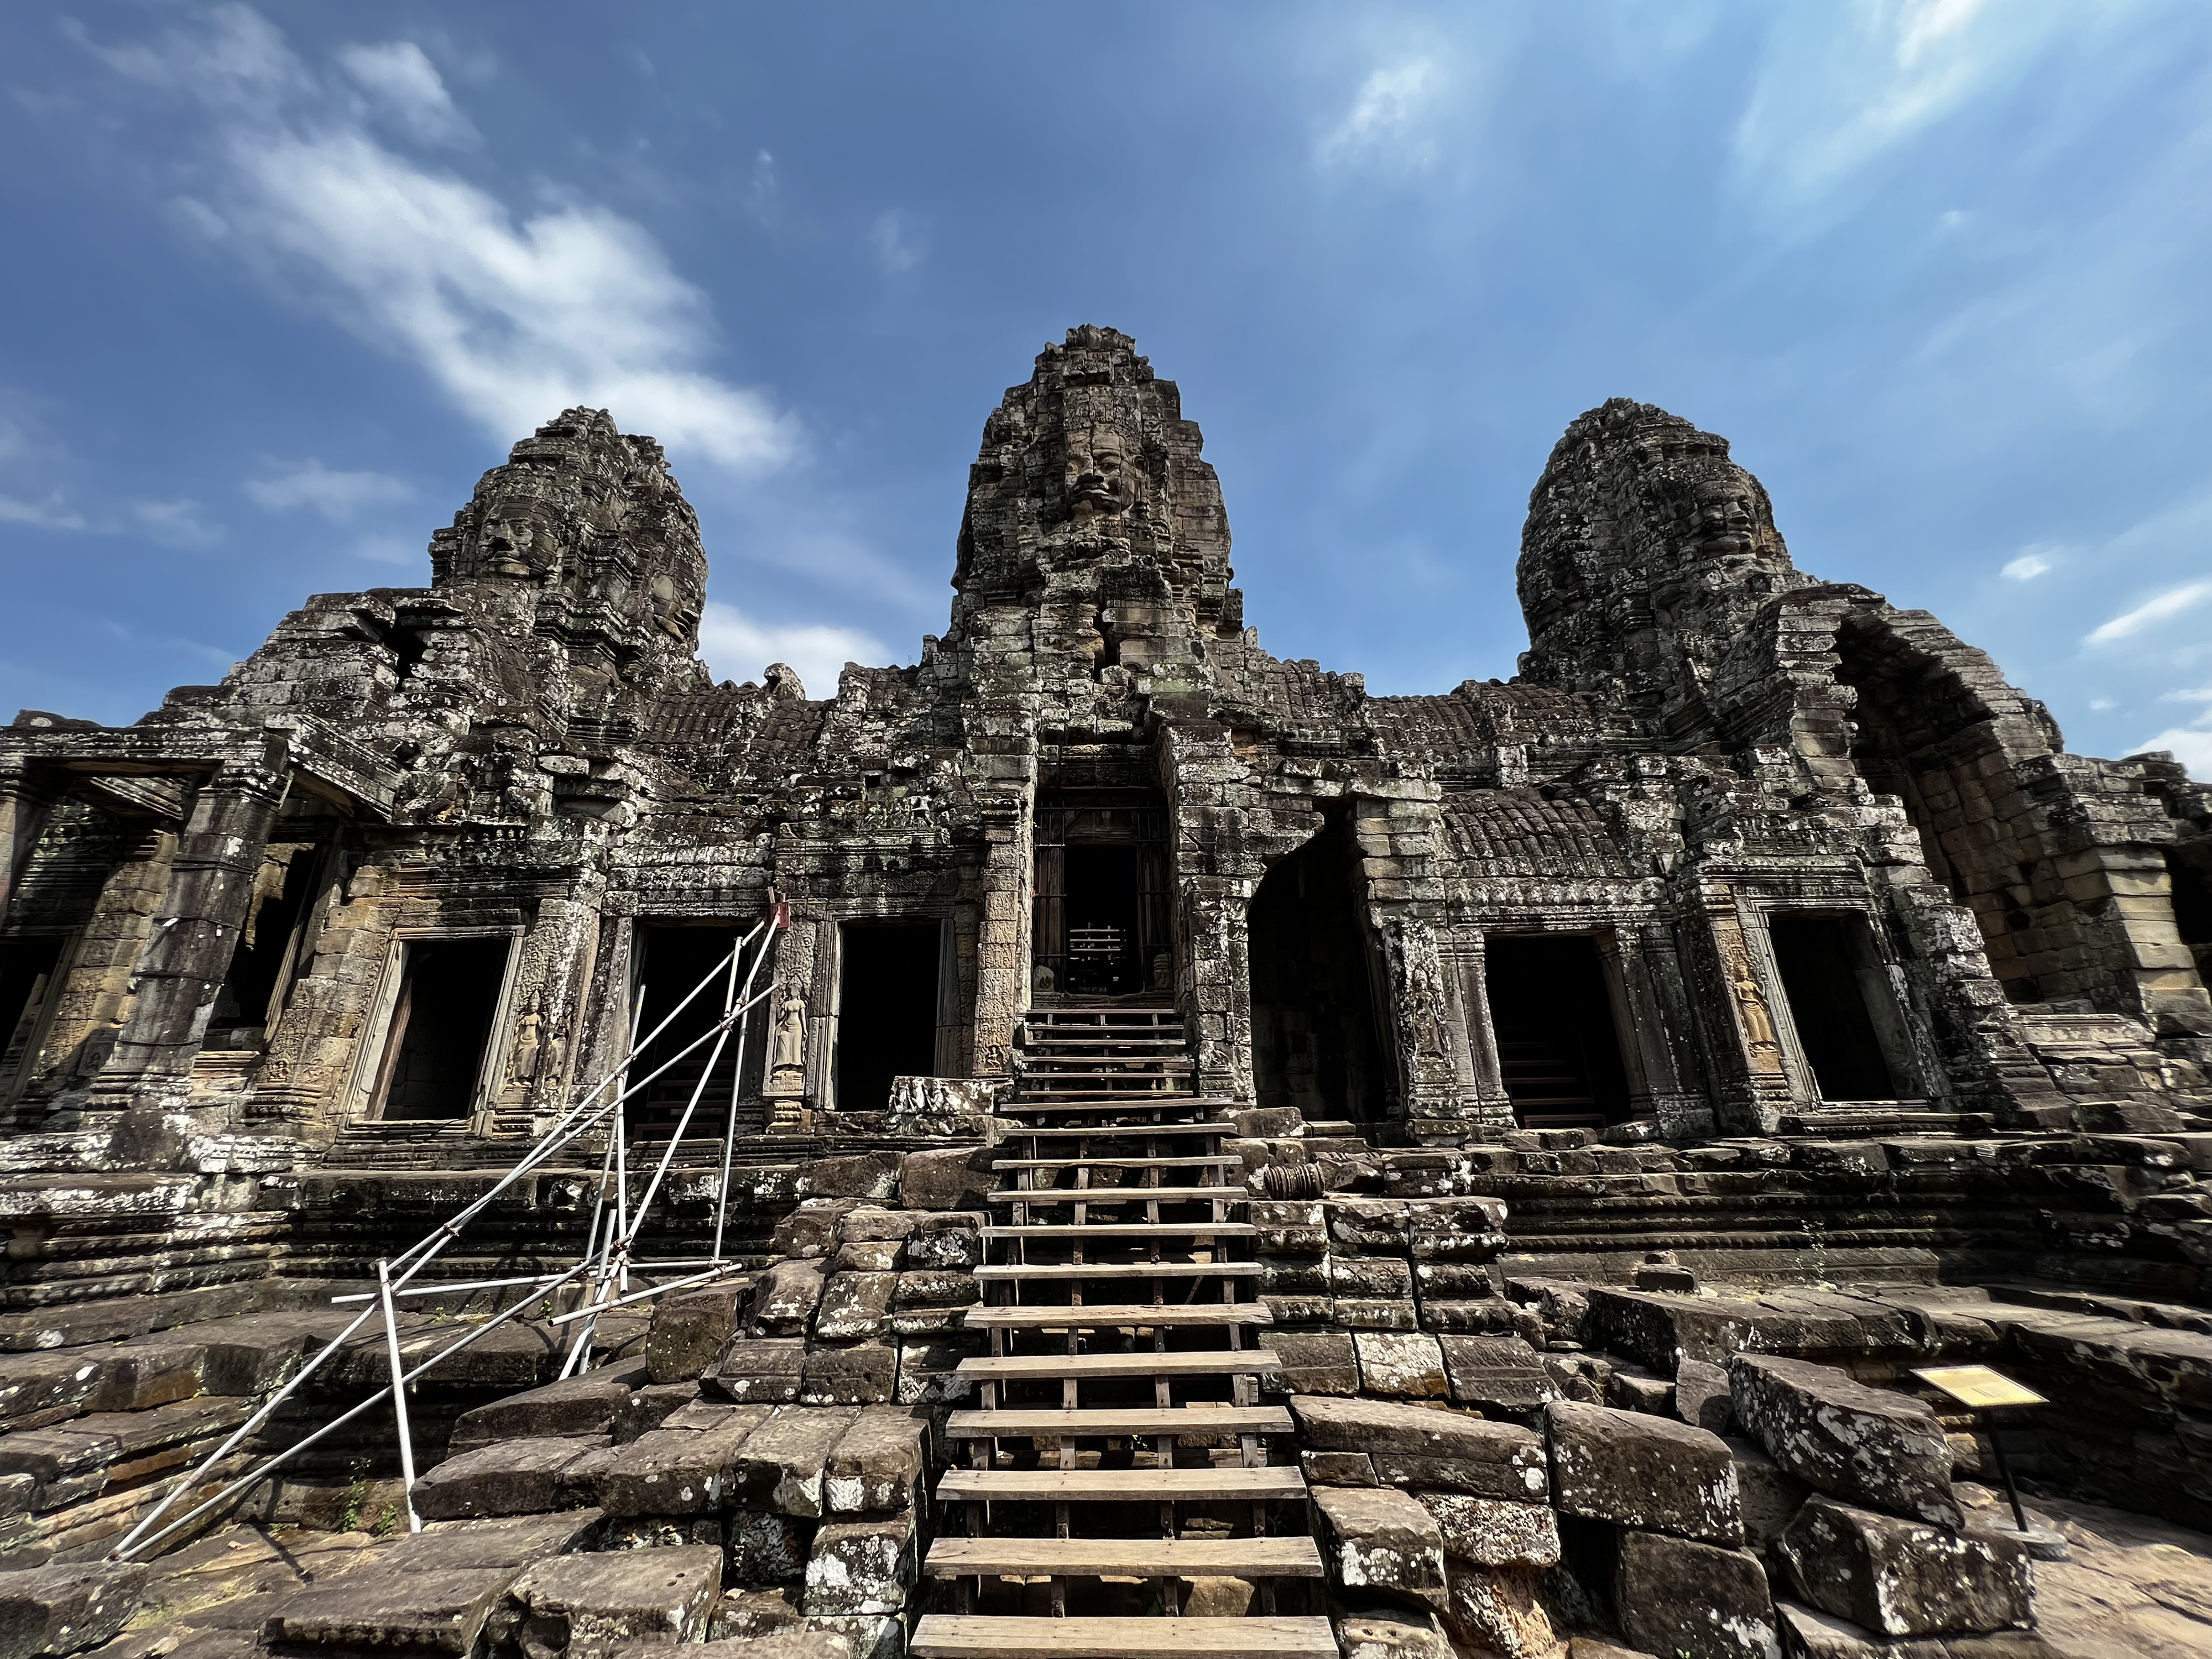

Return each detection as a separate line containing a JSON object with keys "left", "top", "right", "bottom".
{"left": 371, "top": 937, "right": 510, "bottom": 1121}
{"left": 1767, "top": 914, "right": 1907, "bottom": 1103}
{"left": 205, "top": 844, "right": 321, "bottom": 1048}
{"left": 1484, "top": 935, "right": 1631, "bottom": 1129}
{"left": 628, "top": 924, "right": 744, "bottom": 1142}
{"left": 836, "top": 920, "right": 941, "bottom": 1113}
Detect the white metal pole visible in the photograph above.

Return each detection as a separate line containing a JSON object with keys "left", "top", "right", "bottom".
{"left": 377, "top": 1259, "right": 422, "bottom": 1533}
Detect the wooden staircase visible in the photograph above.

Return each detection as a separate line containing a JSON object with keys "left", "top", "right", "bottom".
{"left": 911, "top": 1022, "right": 1334, "bottom": 1659}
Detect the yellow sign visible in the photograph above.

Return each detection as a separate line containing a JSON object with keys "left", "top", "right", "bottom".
{"left": 1911, "top": 1364, "right": 2046, "bottom": 1410}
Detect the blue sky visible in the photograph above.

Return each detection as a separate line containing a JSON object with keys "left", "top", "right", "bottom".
{"left": 4, "top": 3, "right": 2211, "bottom": 770}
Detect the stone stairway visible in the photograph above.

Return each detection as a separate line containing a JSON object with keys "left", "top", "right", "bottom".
{"left": 910, "top": 1059, "right": 1334, "bottom": 1659}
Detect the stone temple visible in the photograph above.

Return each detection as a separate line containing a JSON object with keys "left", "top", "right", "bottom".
{"left": 0, "top": 326, "right": 2205, "bottom": 1659}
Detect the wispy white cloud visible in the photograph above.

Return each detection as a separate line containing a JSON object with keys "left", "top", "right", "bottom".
{"left": 1318, "top": 59, "right": 1441, "bottom": 171}
{"left": 870, "top": 210, "right": 924, "bottom": 274}
{"left": 0, "top": 494, "right": 89, "bottom": 531}
{"left": 1734, "top": 2, "right": 2081, "bottom": 220}
{"left": 354, "top": 534, "right": 421, "bottom": 566}
{"left": 2086, "top": 578, "right": 2212, "bottom": 646}
{"left": 130, "top": 498, "right": 222, "bottom": 547}
{"left": 247, "top": 458, "right": 412, "bottom": 520}
{"left": 698, "top": 601, "right": 888, "bottom": 699}
{"left": 2002, "top": 546, "right": 2056, "bottom": 580}
{"left": 80, "top": 4, "right": 797, "bottom": 473}
{"left": 336, "top": 41, "right": 476, "bottom": 147}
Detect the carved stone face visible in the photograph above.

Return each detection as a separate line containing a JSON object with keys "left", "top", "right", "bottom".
{"left": 1063, "top": 427, "right": 1134, "bottom": 520}
{"left": 477, "top": 502, "right": 557, "bottom": 580}
{"left": 646, "top": 572, "right": 701, "bottom": 640}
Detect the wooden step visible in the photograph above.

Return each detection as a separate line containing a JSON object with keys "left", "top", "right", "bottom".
{"left": 912, "top": 1617, "right": 1337, "bottom": 1659}
{"left": 957, "top": 1349, "right": 1280, "bottom": 1383}
{"left": 924, "top": 1536, "right": 1324, "bottom": 1579}
{"left": 938, "top": 1466, "right": 1307, "bottom": 1503}
{"left": 1009, "top": 1095, "right": 1235, "bottom": 1108}
{"left": 975, "top": 1262, "right": 1260, "bottom": 1282}
{"left": 1004, "top": 1124, "right": 1230, "bottom": 1140}
{"left": 963, "top": 1303, "right": 1271, "bottom": 1328}
{"left": 994, "top": 1156, "right": 1244, "bottom": 1171}
{"left": 944, "top": 1406, "right": 1293, "bottom": 1438}
{"left": 985, "top": 1223, "right": 1256, "bottom": 1240}
{"left": 990, "top": 1187, "right": 1240, "bottom": 1204}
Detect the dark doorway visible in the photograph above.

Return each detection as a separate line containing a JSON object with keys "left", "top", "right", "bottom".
{"left": 1767, "top": 915, "right": 1905, "bottom": 1102}
{"left": 1249, "top": 818, "right": 1391, "bottom": 1123}
{"left": 371, "top": 937, "right": 510, "bottom": 1121}
{"left": 628, "top": 925, "right": 744, "bottom": 1141}
{"left": 0, "top": 937, "right": 63, "bottom": 1092}
{"left": 1033, "top": 791, "right": 1171, "bottom": 1001}
{"left": 206, "top": 845, "right": 320, "bottom": 1046}
{"left": 1484, "top": 936, "right": 1630, "bottom": 1129}
{"left": 836, "top": 921, "right": 940, "bottom": 1113}
{"left": 2166, "top": 847, "right": 2212, "bottom": 986}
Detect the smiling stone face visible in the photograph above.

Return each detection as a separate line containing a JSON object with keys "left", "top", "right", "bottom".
{"left": 1062, "top": 425, "right": 1135, "bottom": 520}
{"left": 474, "top": 499, "right": 562, "bottom": 581}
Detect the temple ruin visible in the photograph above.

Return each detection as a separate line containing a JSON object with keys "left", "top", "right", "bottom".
{"left": 0, "top": 326, "right": 2205, "bottom": 1659}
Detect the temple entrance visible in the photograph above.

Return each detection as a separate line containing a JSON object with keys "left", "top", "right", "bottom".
{"left": 0, "top": 938, "right": 63, "bottom": 1097}
{"left": 1484, "top": 935, "right": 1630, "bottom": 1129}
{"left": 369, "top": 937, "right": 510, "bottom": 1121}
{"left": 834, "top": 920, "right": 941, "bottom": 1113}
{"left": 1248, "top": 817, "right": 1390, "bottom": 1123}
{"left": 1033, "top": 791, "right": 1171, "bottom": 1000}
{"left": 205, "top": 843, "right": 323, "bottom": 1049}
{"left": 1767, "top": 914, "right": 1910, "bottom": 1102}
{"left": 628, "top": 924, "right": 745, "bottom": 1141}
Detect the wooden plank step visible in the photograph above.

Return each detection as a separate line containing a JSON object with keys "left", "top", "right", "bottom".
{"left": 1009, "top": 1095, "right": 1235, "bottom": 1107}
{"left": 993, "top": 1156, "right": 1244, "bottom": 1171}
{"left": 944, "top": 1406, "right": 1292, "bottom": 1438}
{"left": 963, "top": 1303, "right": 1271, "bottom": 1328}
{"left": 990, "top": 1187, "right": 1239, "bottom": 1204}
{"left": 1006, "top": 1124, "right": 1230, "bottom": 1140}
{"left": 911, "top": 1617, "right": 1338, "bottom": 1659}
{"left": 925, "top": 1536, "right": 1324, "bottom": 1579}
{"left": 975, "top": 1262, "right": 1260, "bottom": 1282}
{"left": 956, "top": 1349, "right": 1280, "bottom": 1383}
{"left": 938, "top": 1466, "right": 1308, "bottom": 1503}
{"left": 984, "top": 1223, "right": 1255, "bottom": 1240}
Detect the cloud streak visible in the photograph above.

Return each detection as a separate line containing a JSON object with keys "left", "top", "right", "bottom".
{"left": 86, "top": 5, "right": 797, "bottom": 473}
{"left": 1318, "top": 59, "right": 1441, "bottom": 171}
{"left": 2085, "top": 579, "right": 2212, "bottom": 646}
{"left": 247, "top": 458, "right": 412, "bottom": 520}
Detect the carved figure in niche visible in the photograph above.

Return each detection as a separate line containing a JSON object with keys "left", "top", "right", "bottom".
{"left": 766, "top": 988, "right": 807, "bottom": 1095}
{"left": 1719, "top": 931, "right": 1778, "bottom": 1052}
{"left": 1063, "top": 425, "right": 1135, "bottom": 521}
{"left": 510, "top": 1007, "right": 542, "bottom": 1082}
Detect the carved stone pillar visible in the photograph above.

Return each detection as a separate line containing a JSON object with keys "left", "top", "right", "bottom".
{"left": 1600, "top": 923, "right": 1710, "bottom": 1139}
{"left": 968, "top": 793, "right": 1031, "bottom": 1082}
{"left": 1694, "top": 889, "right": 1793, "bottom": 1135}
{"left": 0, "top": 760, "right": 56, "bottom": 926}
{"left": 1378, "top": 913, "right": 1465, "bottom": 1137}
{"left": 1439, "top": 929, "right": 1515, "bottom": 1134}
{"left": 93, "top": 759, "right": 288, "bottom": 1115}
{"left": 1185, "top": 873, "right": 1256, "bottom": 1103}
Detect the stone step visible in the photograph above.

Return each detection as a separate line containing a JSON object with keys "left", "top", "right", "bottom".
{"left": 911, "top": 1616, "right": 1338, "bottom": 1659}
{"left": 963, "top": 1303, "right": 1270, "bottom": 1329}
{"left": 956, "top": 1349, "right": 1280, "bottom": 1383}
{"left": 939, "top": 1466, "right": 1307, "bottom": 1503}
{"left": 975, "top": 1262, "right": 1260, "bottom": 1283}
{"left": 944, "top": 1406, "right": 1292, "bottom": 1438}
{"left": 924, "top": 1536, "right": 1324, "bottom": 1579}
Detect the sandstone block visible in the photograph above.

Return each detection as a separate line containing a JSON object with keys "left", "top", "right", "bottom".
{"left": 1730, "top": 1355, "right": 1960, "bottom": 1528}
{"left": 1614, "top": 1530, "right": 1777, "bottom": 1659}
{"left": 1772, "top": 1600, "right": 2056, "bottom": 1658}
{"left": 594, "top": 1414, "right": 770, "bottom": 1516}
{"left": 713, "top": 1338, "right": 807, "bottom": 1405}
{"left": 1778, "top": 1496, "right": 2031, "bottom": 1638}
{"left": 804, "top": 1515, "right": 915, "bottom": 1615}
{"left": 0, "top": 1562, "right": 149, "bottom": 1659}
{"left": 1441, "top": 1561, "right": 1556, "bottom": 1659}
{"left": 733, "top": 1407, "right": 860, "bottom": 1516}
{"left": 648, "top": 1282, "right": 753, "bottom": 1384}
{"left": 267, "top": 1566, "right": 518, "bottom": 1655}
{"left": 775, "top": 1201, "right": 862, "bottom": 1260}
{"left": 753, "top": 1260, "right": 830, "bottom": 1337}
{"left": 1261, "top": 1332, "right": 1359, "bottom": 1396}
{"left": 1415, "top": 1494, "right": 1559, "bottom": 1568}
{"left": 1440, "top": 1334, "right": 1557, "bottom": 1413}
{"left": 1303, "top": 1450, "right": 1378, "bottom": 1486}
{"left": 1336, "top": 1605, "right": 1455, "bottom": 1659}
{"left": 679, "top": 1636, "right": 853, "bottom": 1659}
{"left": 802, "top": 1341, "right": 897, "bottom": 1406}
{"left": 1357, "top": 1332, "right": 1449, "bottom": 1398}
{"left": 1314, "top": 1486, "right": 1447, "bottom": 1601}
{"left": 505, "top": 1545, "right": 722, "bottom": 1653}
{"left": 898, "top": 1146, "right": 994, "bottom": 1211}
{"left": 1547, "top": 1400, "right": 1743, "bottom": 1545}
{"left": 893, "top": 1339, "right": 974, "bottom": 1405}
{"left": 731, "top": 1510, "right": 815, "bottom": 1586}
{"left": 708, "top": 1585, "right": 804, "bottom": 1641}
{"left": 614, "top": 1380, "right": 700, "bottom": 1440}
{"left": 450, "top": 1361, "right": 649, "bottom": 1451}
{"left": 414, "top": 1437, "right": 598, "bottom": 1521}
{"left": 1728, "top": 1437, "right": 1812, "bottom": 1562}
{"left": 803, "top": 1613, "right": 900, "bottom": 1659}
{"left": 795, "top": 1154, "right": 901, "bottom": 1201}
{"left": 1675, "top": 1358, "right": 1734, "bottom": 1436}
{"left": 827, "top": 1408, "right": 928, "bottom": 1514}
